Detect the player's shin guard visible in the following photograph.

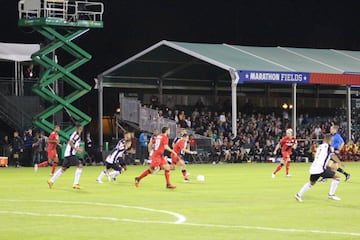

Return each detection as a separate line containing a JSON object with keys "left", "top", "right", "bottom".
{"left": 38, "top": 161, "right": 49, "bottom": 167}
{"left": 298, "top": 182, "right": 312, "bottom": 197}
{"left": 329, "top": 178, "right": 340, "bottom": 196}
{"left": 337, "top": 168, "right": 349, "bottom": 177}
{"left": 273, "top": 163, "right": 284, "bottom": 174}
{"left": 97, "top": 170, "right": 106, "bottom": 180}
{"left": 181, "top": 169, "right": 187, "bottom": 178}
{"left": 74, "top": 168, "right": 83, "bottom": 185}
{"left": 50, "top": 168, "right": 64, "bottom": 182}
{"left": 164, "top": 170, "right": 171, "bottom": 185}
{"left": 138, "top": 169, "right": 151, "bottom": 181}
{"left": 51, "top": 162, "right": 58, "bottom": 174}
{"left": 286, "top": 161, "right": 290, "bottom": 175}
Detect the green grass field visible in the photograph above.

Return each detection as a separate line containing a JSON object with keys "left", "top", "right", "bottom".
{"left": 0, "top": 162, "right": 359, "bottom": 240}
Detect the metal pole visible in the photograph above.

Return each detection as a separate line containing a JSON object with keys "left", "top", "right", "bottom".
{"left": 292, "top": 83, "right": 297, "bottom": 137}
{"left": 231, "top": 82, "right": 237, "bottom": 137}
{"left": 346, "top": 85, "right": 352, "bottom": 141}
{"left": 231, "top": 70, "right": 239, "bottom": 137}
{"left": 98, "top": 78, "right": 103, "bottom": 153}
{"left": 14, "top": 61, "right": 18, "bottom": 96}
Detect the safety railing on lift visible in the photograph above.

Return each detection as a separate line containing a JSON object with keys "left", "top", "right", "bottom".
{"left": 18, "top": 0, "right": 104, "bottom": 23}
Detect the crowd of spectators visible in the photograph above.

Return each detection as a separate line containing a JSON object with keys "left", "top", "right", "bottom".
{"left": 0, "top": 129, "right": 48, "bottom": 167}
{"left": 0, "top": 128, "right": 100, "bottom": 167}
{"left": 1, "top": 104, "right": 360, "bottom": 167}
{"left": 148, "top": 103, "right": 360, "bottom": 164}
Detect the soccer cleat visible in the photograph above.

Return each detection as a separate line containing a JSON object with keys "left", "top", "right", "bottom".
{"left": 328, "top": 194, "right": 341, "bottom": 201}
{"left": 134, "top": 177, "right": 140, "bottom": 188}
{"left": 286, "top": 174, "right": 292, "bottom": 177}
{"left": 272, "top": 173, "right": 276, "bottom": 178}
{"left": 34, "top": 164, "right": 38, "bottom": 173}
{"left": 47, "top": 180, "right": 54, "bottom": 189}
{"left": 345, "top": 174, "right": 351, "bottom": 182}
{"left": 166, "top": 184, "right": 176, "bottom": 189}
{"left": 72, "top": 184, "right": 81, "bottom": 189}
{"left": 96, "top": 179, "right": 103, "bottom": 184}
{"left": 184, "top": 178, "right": 190, "bottom": 183}
{"left": 111, "top": 177, "right": 116, "bottom": 182}
{"left": 295, "top": 194, "right": 303, "bottom": 202}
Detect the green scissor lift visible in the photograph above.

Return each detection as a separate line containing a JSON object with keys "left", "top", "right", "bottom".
{"left": 18, "top": 0, "right": 104, "bottom": 144}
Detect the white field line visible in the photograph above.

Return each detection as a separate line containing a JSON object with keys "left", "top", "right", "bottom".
{"left": 0, "top": 200, "right": 359, "bottom": 237}
{"left": 0, "top": 199, "right": 186, "bottom": 224}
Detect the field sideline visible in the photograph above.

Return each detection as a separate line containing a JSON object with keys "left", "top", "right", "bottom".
{"left": 0, "top": 162, "right": 359, "bottom": 240}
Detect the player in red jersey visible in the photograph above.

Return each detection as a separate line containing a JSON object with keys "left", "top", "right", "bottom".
{"left": 35, "top": 125, "right": 61, "bottom": 175}
{"left": 170, "top": 134, "right": 197, "bottom": 182}
{"left": 272, "top": 128, "right": 298, "bottom": 178}
{"left": 135, "top": 126, "right": 178, "bottom": 189}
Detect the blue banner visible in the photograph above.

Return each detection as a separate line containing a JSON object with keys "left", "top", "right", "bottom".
{"left": 239, "top": 71, "right": 310, "bottom": 84}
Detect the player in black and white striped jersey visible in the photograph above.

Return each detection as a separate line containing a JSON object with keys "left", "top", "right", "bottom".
{"left": 96, "top": 132, "right": 132, "bottom": 183}
{"left": 47, "top": 123, "right": 84, "bottom": 189}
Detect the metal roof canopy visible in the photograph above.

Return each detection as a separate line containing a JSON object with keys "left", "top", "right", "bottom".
{"left": 97, "top": 40, "right": 360, "bottom": 150}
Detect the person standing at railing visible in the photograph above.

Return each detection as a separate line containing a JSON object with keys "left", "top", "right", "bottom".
{"left": 138, "top": 131, "right": 148, "bottom": 165}
{"left": 0, "top": 135, "right": 11, "bottom": 159}
{"left": 11, "top": 131, "right": 23, "bottom": 167}
{"left": 23, "top": 128, "right": 34, "bottom": 167}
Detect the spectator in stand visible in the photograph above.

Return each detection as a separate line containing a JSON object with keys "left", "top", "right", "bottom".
{"left": 11, "top": 131, "right": 23, "bottom": 167}
{"left": 314, "top": 125, "right": 322, "bottom": 140}
{"left": 0, "top": 135, "right": 11, "bottom": 158}
{"left": 221, "top": 138, "right": 232, "bottom": 162}
{"left": 32, "top": 132, "right": 42, "bottom": 167}
{"left": 23, "top": 128, "right": 34, "bottom": 167}
{"left": 39, "top": 131, "right": 48, "bottom": 162}
{"left": 138, "top": 131, "right": 149, "bottom": 165}
{"left": 126, "top": 132, "right": 137, "bottom": 165}
{"left": 185, "top": 116, "right": 192, "bottom": 129}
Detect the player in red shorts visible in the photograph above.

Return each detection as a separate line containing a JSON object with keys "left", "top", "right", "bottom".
{"left": 35, "top": 125, "right": 61, "bottom": 175}
{"left": 135, "top": 126, "right": 178, "bottom": 189}
{"left": 170, "top": 134, "right": 197, "bottom": 182}
{"left": 272, "top": 128, "right": 298, "bottom": 178}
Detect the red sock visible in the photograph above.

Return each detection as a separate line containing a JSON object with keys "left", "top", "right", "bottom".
{"left": 286, "top": 162, "right": 290, "bottom": 175}
{"left": 138, "top": 169, "right": 151, "bottom": 181}
{"left": 165, "top": 170, "right": 171, "bottom": 185}
{"left": 181, "top": 169, "right": 187, "bottom": 178}
{"left": 273, "top": 164, "right": 283, "bottom": 174}
{"left": 51, "top": 162, "right": 58, "bottom": 174}
{"left": 38, "top": 161, "right": 49, "bottom": 167}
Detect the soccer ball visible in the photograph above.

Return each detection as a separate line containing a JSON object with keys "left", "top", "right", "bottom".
{"left": 197, "top": 175, "right": 205, "bottom": 182}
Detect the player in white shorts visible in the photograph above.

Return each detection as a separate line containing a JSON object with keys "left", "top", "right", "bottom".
{"left": 295, "top": 134, "right": 343, "bottom": 202}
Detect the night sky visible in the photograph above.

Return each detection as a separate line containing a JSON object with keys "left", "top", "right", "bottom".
{"left": 1, "top": 1, "right": 360, "bottom": 116}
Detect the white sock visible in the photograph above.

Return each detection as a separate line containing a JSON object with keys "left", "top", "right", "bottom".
{"left": 97, "top": 170, "right": 106, "bottom": 181}
{"left": 329, "top": 178, "right": 340, "bottom": 196}
{"left": 73, "top": 168, "right": 83, "bottom": 185}
{"left": 112, "top": 170, "right": 120, "bottom": 178}
{"left": 50, "top": 168, "right": 64, "bottom": 182}
{"left": 109, "top": 171, "right": 119, "bottom": 178}
{"left": 297, "top": 182, "right": 312, "bottom": 197}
